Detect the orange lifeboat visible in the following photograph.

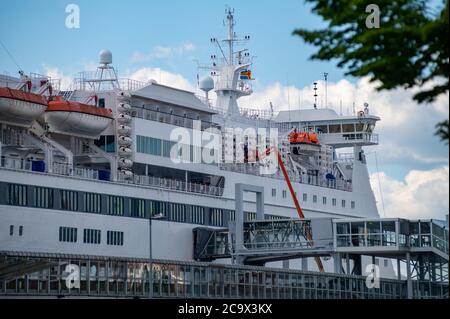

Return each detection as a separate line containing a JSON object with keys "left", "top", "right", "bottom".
{"left": 288, "top": 131, "right": 320, "bottom": 145}
{"left": 0, "top": 87, "right": 48, "bottom": 126}
{"left": 45, "top": 96, "right": 113, "bottom": 138}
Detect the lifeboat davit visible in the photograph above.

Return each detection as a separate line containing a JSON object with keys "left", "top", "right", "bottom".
{"left": 288, "top": 131, "right": 320, "bottom": 145}
{"left": 0, "top": 87, "right": 48, "bottom": 127}
{"left": 45, "top": 97, "right": 113, "bottom": 138}
{"left": 289, "top": 131, "right": 320, "bottom": 156}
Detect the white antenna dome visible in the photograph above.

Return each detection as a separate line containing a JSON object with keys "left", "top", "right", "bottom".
{"left": 99, "top": 49, "right": 113, "bottom": 65}
{"left": 199, "top": 76, "right": 214, "bottom": 92}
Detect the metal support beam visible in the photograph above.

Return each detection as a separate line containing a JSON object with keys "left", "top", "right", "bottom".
{"left": 406, "top": 252, "right": 413, "bottom": 299}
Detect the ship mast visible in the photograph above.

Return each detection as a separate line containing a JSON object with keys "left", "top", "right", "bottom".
{"left": 225, "top": 8, "right": 235, "bottom": 65}
{"left": 205, "top": 7, "right": 253, "bottom": 116}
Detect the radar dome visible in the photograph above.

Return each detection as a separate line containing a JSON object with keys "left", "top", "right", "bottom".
{"left": 199, "top": 76, "right": 214, "bottom": 92}
{"left": 99, "top": 50, "right": 113, "bottom": 65}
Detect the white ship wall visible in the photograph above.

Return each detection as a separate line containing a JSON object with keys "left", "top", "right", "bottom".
{"left": 0, "top": 205, "right": 150, "bottom": 259}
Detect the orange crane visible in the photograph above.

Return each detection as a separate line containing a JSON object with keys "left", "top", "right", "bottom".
{"left": 262, "top": 147, "right": 325, "bottom": 272}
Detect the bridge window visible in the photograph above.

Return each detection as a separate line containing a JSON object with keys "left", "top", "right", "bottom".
{"left": 342, "top": 124, "right": 355, "bottom": 133}
{"left": 19, "top": 226, "right": 23, "bottom": 236}
{"left": 313, "top": 195, "right": 317, "bottom": 203}
{"left": 329, "top": 124, "right": 341, "bottom": 133}
{"left": 323, "top": 197, "right": 327, "bottom": 205}
{"left": 315, "top": 125, "right": 328, "bottom": 134}
{"left": 302, "top": 193, "right": 307, "bottom": 202}
{"left": 282, "top": 190, "right": 287, "bottom": 198}
{"left": 355, "top": 123, "right": 365, "bottom": 132}
{"left": 351, "top": 201, "right": 355, "bottom": 209}
{"left": 9, "top": 225, "right": 13, "bottom": 236}
{"left": 342, "top": 200, "right": 346, "bottom": 208}
{"left": 272, "top": 188, "right": 276, "bottom": 197}
{"left": 59, "top": 227, "right": 77, "bottom": 243}
{"left": 332, "top": 198, "right": 337, "bottom": 206}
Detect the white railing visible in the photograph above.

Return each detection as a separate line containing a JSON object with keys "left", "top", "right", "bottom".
{"left": 0, "top": 156, "right": 224, "bottom": 197}
{"left": 219, "top": 163, "right": 352, "bottom": 192}
{"left": 118, "top": 174, "right": 224, "bottom": 197}
{"left": 320, "top": 133, "right": 379, "bottom": 144}
{"left": 131, "top": 107, "right": 221, "bottom": 131}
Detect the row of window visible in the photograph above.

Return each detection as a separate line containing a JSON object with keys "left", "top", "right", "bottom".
{"left": 59, "top": 227, "right": 123, "bottom": 246}
{"left": 9, "top": 225, "right": 24, "bottom": 236}
{"left": 136, "top": 135, "right": 218, "bottom": 165}
{"left": 2, "top": 183, "right": 285, "bottom": 228}
{"left": 272, "top": 188, "right": 355, "bottom": 209}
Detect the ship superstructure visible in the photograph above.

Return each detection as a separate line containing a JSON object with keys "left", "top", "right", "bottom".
{"left": 0, "top": 8, "right": 447, "bottom": 299}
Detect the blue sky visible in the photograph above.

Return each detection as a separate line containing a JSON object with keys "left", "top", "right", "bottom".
{"left": 0, "top": 0, "right": 346, "bottom": 87}
{"left": 1, "top": 1, "right": 448, "bottom": 219}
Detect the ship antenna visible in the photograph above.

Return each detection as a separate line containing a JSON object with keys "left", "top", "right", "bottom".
{"left": 313, "top": 82, "right": 318, "bottom": 109}
{"left": 323, "top": 72, "right": 328, "bottom": 109}
{"left": 225, "top": 6, "right": 235, "bottom": 65}
{"left": 0, "top": 38, "right": 23, "bottom": 72}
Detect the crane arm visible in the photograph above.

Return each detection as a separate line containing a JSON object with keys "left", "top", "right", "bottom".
{"left": 264, "top": 147, "right": 325, "bottom": 272}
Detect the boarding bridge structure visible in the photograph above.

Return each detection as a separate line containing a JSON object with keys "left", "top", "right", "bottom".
{"left": 193, "top": 184, "right": 449, "bottom": 299}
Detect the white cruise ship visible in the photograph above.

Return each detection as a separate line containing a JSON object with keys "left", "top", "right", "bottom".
{"left": 0, "top": 9, "right": 447, "bottom": 299}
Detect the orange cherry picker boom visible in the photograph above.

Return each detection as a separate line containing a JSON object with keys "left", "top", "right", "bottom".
{"left": 260, "top": 146, "right": 325, "bottom": 272}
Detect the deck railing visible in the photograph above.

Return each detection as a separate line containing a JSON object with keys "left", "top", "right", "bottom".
{"left": 0, "top": 156, "right": 224, "bottom": 197}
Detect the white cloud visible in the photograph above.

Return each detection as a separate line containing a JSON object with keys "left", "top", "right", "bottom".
{"left": 126, "top": 67, "right": 195, "bottom": 92}
{"left": 42, "top": 64, "right": 73, "bottom": 91}
{"left": 130, "top": 42, "right": 196, "bottom": 63}
{"left": 240, "top": 77, "right": 449, "bottom": 167}
{"left": 370, "top": 166, "right": 449, "bottom": 220}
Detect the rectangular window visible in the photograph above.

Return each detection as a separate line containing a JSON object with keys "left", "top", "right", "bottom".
{"left": 7, "top": 184, "right": 27, "bottom": 206}
{"left": 332, "top": 198, "right": 337, "bottom": 206}
{"left": 191, "top": 206, "right": 205, "bottom": 224}
{"left": 84, "top": 193, "right": 101, "bottom": 213}
{"left": 246, "top": 212, "right": 257, "bottom": 221}
{"left": 83, "top": 228, "right": 101, "bottom": 244}
{"left": 313, "top": 195, "right": 317, "bottom": 203}
{"left": 323, "top": 197, "right": 327, "bottom": 205}
{"left": 302, "top": 193, "right": 307, "bottom": 202}
{"left": 169, "top": 203, "right": 186, "bottom": 222}
{"left": 107, "top": 230, "right": 124, "bottom": 246}
{"left": 150, "top": 201, "right": 167, "bottom": 217}
{"left": 342, "top": 200, "right": 346, "bottom": 208}
{"left": 59, "top": 227, "right": 77, "bottom": 243}
{"left": 130, "top": 198, "right": 146, "bottom": 218}
{"left": 61, "top": 190, "right": 78, "bottom": 211}
{"left": 9, "top": 225, "right": 13, "bottom": 236}
{"left": 272, "top": 188, "right": 276, "bottom": 197}
{"left": 351, "top": 201, "right": 356, "bottom": 209}
{"left": 329, "top": 124, "right": 341, "bottom": 133}
{"left": 282, "top": 190, "right": 287, "bottom": 199}
{"left": 106, "top": 195, "right": 124, "bottom": 216}
{"left": 136, "top": 135, "right": 162, "bottom": 156}
{"left": 33, "top": 187, "right": 53, "bottom": 208}
{"left": 210, "top": 208, "right": 224, "bottom": 226}
{"left": 19, "top": 226, "right": 23, "bottom": 236}
{"left": 342, "top": 124, "right": 355, "bottom": 133}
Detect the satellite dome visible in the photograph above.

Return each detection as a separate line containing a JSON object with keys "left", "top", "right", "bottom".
{"left": 99, "top": 49, "right": 113, "bottom": 65}
{"left": 199, "top": 76, "right": 214, "bottom": 92}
